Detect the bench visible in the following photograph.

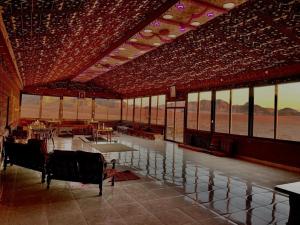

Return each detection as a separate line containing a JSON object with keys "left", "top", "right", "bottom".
{"left": 275, "top": 181, "right": 300, "bottom": 225}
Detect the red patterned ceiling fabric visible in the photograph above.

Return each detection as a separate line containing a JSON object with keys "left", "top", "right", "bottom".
{"left": 0, "top": 0, "right": 173, "bottom": 86}
{"left": 91, "top": 0, "right": 300, "bottom": 97}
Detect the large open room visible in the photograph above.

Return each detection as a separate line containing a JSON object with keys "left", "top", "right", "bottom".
{"left": 0, "top": 0, "right": 299, "bottom": 225}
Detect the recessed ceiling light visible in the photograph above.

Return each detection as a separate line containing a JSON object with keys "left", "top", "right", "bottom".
{"left": 140, "top": 50, "right": 146, "bottom": 54}
{"left": 190, "top": 21, "right": 201, "bottom": 26}
{"left": 223, "top": 3, "right": 235, "bottom": 9}
{"left": 168, "top": 34, "right": 176, "bottom": 39}
{"left": 207, "top": 12, "right": 214, "bottom": 17}
{"left": 153, "top": 42, "right": 161, "bottom": 46}
{"left": 102, "top": 58, "right": 108, "bottom": 62}
{"left": 130, "top": 38, "right": 138, "bottom": 42}
{"left": 128, "top": 56, "right": 133, "bottom": 59}
{"left": 163, "top": 14, "right": 173, "bottom": 19}
{"left": 144, "top": 29, "right": 153, "bottom": 33}
{"left": 119, "top": 47, "right": 126, "bottom": 51}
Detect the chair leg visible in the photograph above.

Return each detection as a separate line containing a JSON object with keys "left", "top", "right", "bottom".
{"left": 46, "top": 175, "right": 51, "bottom": 189}
{"left": 99, "top": 176, "right": 103, "bottom": 196}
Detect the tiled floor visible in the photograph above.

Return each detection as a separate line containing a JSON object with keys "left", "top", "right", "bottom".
{"left": 1, "top": 134, "right": 300, "bottom": 225}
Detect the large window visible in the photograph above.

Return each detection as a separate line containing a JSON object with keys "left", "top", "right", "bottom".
{"left": 134, "top": 98, "right": 141, "bottom": 122}
{"left": 21, "top": 94, "right": 41, "bottom": 118}
{"left": 253, "top": 86, "right": 275, "bottom": 138}
{"left": 150, "top": 96, "right": 158, "bottom": 124}
{"left": 187, "top": 93, "right": 198, "bottom": 129}
{"left": 231, "top": 88, "right": 249, "bottom": 135}
{"left": 198, "top": 91, "right": 211, "bottom": 131}
{"left": 157, "top": 95, "right": 166, "bottom": 125}
{"left": 277, "top": 82, "right": 300, "bottom": 141}
{"left": 122, "top": 99, "right": 128, "bottom": 121}
{"left": 127, "top": 99, "right": 134, "bottom": 122}
{"left": 63, "top": 97, "right": 78, "bottom": 119}
{"left": 215, "top": 90, "right": 230, "bottom": 133}
{"left": 78, "top": 98, "right": 92, "bottom": 120}
{"left": 95, "top": 98, "right": 121, "bottom": 121}
{"left": 107, "top": 99, "right": 121, "bottom": 120}
{"left": 141, "top": 97, "right": 149, "bottom": 123}
{"left": 41, "top": 96, "right": 60, "bottom": 119}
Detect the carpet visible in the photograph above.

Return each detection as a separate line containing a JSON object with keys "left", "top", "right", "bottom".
{"left": 110, "top": 170, "right": 140, "bottom": 182}
{"left": 92, "top": 143, "right": 137, "bottom": 153}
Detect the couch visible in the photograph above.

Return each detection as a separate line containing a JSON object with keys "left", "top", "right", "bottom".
{"left": 46, "top": 150, "right": 116, "bottom": 195}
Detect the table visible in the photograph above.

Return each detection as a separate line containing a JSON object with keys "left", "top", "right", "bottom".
{"left": 95, "top": 127, "right": 113, "bottom": 143}
{"left": 275, "top": 181, "right": 300, "bottom": 225}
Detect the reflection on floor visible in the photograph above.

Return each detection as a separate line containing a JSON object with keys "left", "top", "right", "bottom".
{"left": 1, "top": 135, "right": 300, "bottom": 225}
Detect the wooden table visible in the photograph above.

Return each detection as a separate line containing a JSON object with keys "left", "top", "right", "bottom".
{"left": 275, "top": 181, "right": 300, "bottom": 225}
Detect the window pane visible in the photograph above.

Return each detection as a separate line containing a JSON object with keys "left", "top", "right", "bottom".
{"left": 21, "top": 94, "right": 40, "bottom": 118}
{"left": 277, "top": 83, "right": 300, "bottom": 141}
{"left": 187, "top": 93, "right": 198, "bottom": 129}
{"left": 78, "top": 98, "right": 92, "bottom": 120}
{"left": 157, "top": 95, "right": 165, "bottom": 125}
{"left": 95, "top": 98, "right": 108, "bottom": 120}
{"left": 215, "top": 90, "right": 230, "bottom": 133}
{"left": 166, "top": 108, "right": 174, "bottom": 140}
{"left": 63, "top": 97, "right": 78, "bottom": 119}
{"left": 141, "top": 97, "right": 149, "bottom": 124}
{"left": 231, "top": 88, "right": 249, "bottom": 135}
{"left": 150, "top": 96, "right": 158, "bottom": 124}
{"left": 107, "top": 99, "right": 121, "bottom": 120}
{"left": 198, "top": 91, "right": 211, "bottom": 131}
{"left": 134, "top": 98, "right": 141, "bottom": 122}
{"left": 253, "top": 86, "right": 275, "bottom": 138}
{"left": 41, "top": 96, "right": 60, "bottom": 119}
{"left": 122, "top": 99, "right": 127, "bottom": 121}
{"left": 127, "top": 99, "right": 134, "bottom": 122}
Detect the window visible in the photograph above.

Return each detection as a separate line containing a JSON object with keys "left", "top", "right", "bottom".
{"left": 41, "top": 96, "right": 60, "bottom": 119}
{"left": 253, "top": 86, "right": 275, "bottom": 138}
{"left": 187, "top": 93, "right": 198, "bottom": 129}
{"left": 277, "top": 82, "right": 300, "bottom": 141}
{"left": 122, "top": 99, "right": 127, "bottom": 121}
{"left": 141, "top": 97, "right": 149, "bottom": 123}
{"left": 215, "top": 90, "right": 230, "bottom": 133}
{"left": 63, "top": 97, "right": 78, "bottom": 119}
{"left": 127, "top": 99, "right": 134, "bottom": 122}
{"left": 21, "top": 94, "right": 41, "bottom": 118}
{"left": 231, "top": 88, "right": 249, "bottom": 135}
{"left": 95, "top": 98, "right": 108, "bottom": 120}
{"left": 78, "top": 98, "right": 92, "bottom": 120}
{"left": 150, "top": 96, "right": 158, "bottom": 124}
{"left": 107, "top": 99, "right": 121, "bottom": 120}
{"left": 198, "top": 91, "right": 211, "bottom": 131}
{"left": 157, "top": 95, "right": 165, "bottom": 125}
{"left": 134, "top": 98, "right": 141, "bottom": 122}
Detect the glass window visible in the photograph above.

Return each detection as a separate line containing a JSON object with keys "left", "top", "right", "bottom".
{"left": 253, "top": 86, "right": 275, "bottom": 138}
{"left": 127, "top": 99, "right": 134, "bottom": 122}
{"left": 41, "top": 96, "right": 60, "bottom": 119}
{"left": 187, "top": 93, "right": 198, "bottom": 129}
{"left": 231, "top": 88, "right": 249, "bottom": 135}
{"left": 95, "top": 98, "right": 108, "bottom": 120}
{"left": 150, "top": 96, "right": 158, "bottom": 124}
{"left": 157, "top": 95, "right": 165, "bottom": 125}
{"left": 277, "top": 82, "right": 300, "bottom": 141}
{"left": 134, "top": 98, "right": 141, "bottom": 122}
{"left": 78, "top": 98, "right": 92, "bottom": 120}
{"left": 122, "top": 99, "right": 127, "bottom": 121}
{"left": 107, "top": 99, "right": 121, "bottom": 120}
{"left": 141, "top": 97, "right": 149, "bottom": 123}
{"left": 21, "top": 94, "right": 41, "bottom": 118}
{"left": 198, "top": 91, "right": 211, "bottom": 131}
{"left": 63, "top": 97, "right": 78, "bottom": 119}
{"left": 215, "top": 90, "right": 230, "bottom": 133}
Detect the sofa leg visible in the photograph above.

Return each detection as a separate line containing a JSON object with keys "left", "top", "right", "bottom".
{"left": 41, "top": 170, "right": 46, "bottom": 183}
{"left": 46, "top": 176, "right": 51, "bottom": 189}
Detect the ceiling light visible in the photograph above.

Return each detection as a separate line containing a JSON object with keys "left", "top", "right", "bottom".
{"left": 119, "top": 47, "right": 126, "bottom": 51}
{"left": 153, "top": 42, "right": 161, "bottom": 46}
{"left": 168, "top": 34, "right": 176, "bottom": 39}
{"left": 163, "top": 14, "right": 173, "bottom": 19}
{"left": 190, "top": 21, "right": 201, "bottom": 26}
{"left": 144, "top": 29, "right": 153, "bottom": 33}
{"left": 223, "top": 3, "right": 235, "bottom": 9}
{"left": 130, "top": 38, "right": 138, "bottom": 42}
{"left": 140, "top": 50, "right": 146, "bottom": 54}
{"left": 207, "top": 12, "right": 214, "bottom": 17}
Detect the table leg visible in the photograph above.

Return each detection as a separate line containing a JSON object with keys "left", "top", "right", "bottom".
{"left": 287, "top": 194, "right": 300, "bottom": 225}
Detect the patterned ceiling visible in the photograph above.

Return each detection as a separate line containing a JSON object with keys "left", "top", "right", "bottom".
{"left": 0, "top": 0, "right": 178, "bottom": 86}
{"left": 92, "top": 0, "right": 300, "bottom": 97}
{"left": 1, "top": 0, "right": 299, "bottom": 98}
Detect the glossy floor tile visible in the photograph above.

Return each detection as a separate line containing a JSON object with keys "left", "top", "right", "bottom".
{"left": 1, "top": 134, "right": 299, "bottom": 225}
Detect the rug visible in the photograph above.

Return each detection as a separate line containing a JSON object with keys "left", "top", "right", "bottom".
{"left": 110, "top": 170, "right": 140, "bottom": 182}
{"left": 92, "top": 143, "right": 137, "bottom": 153}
